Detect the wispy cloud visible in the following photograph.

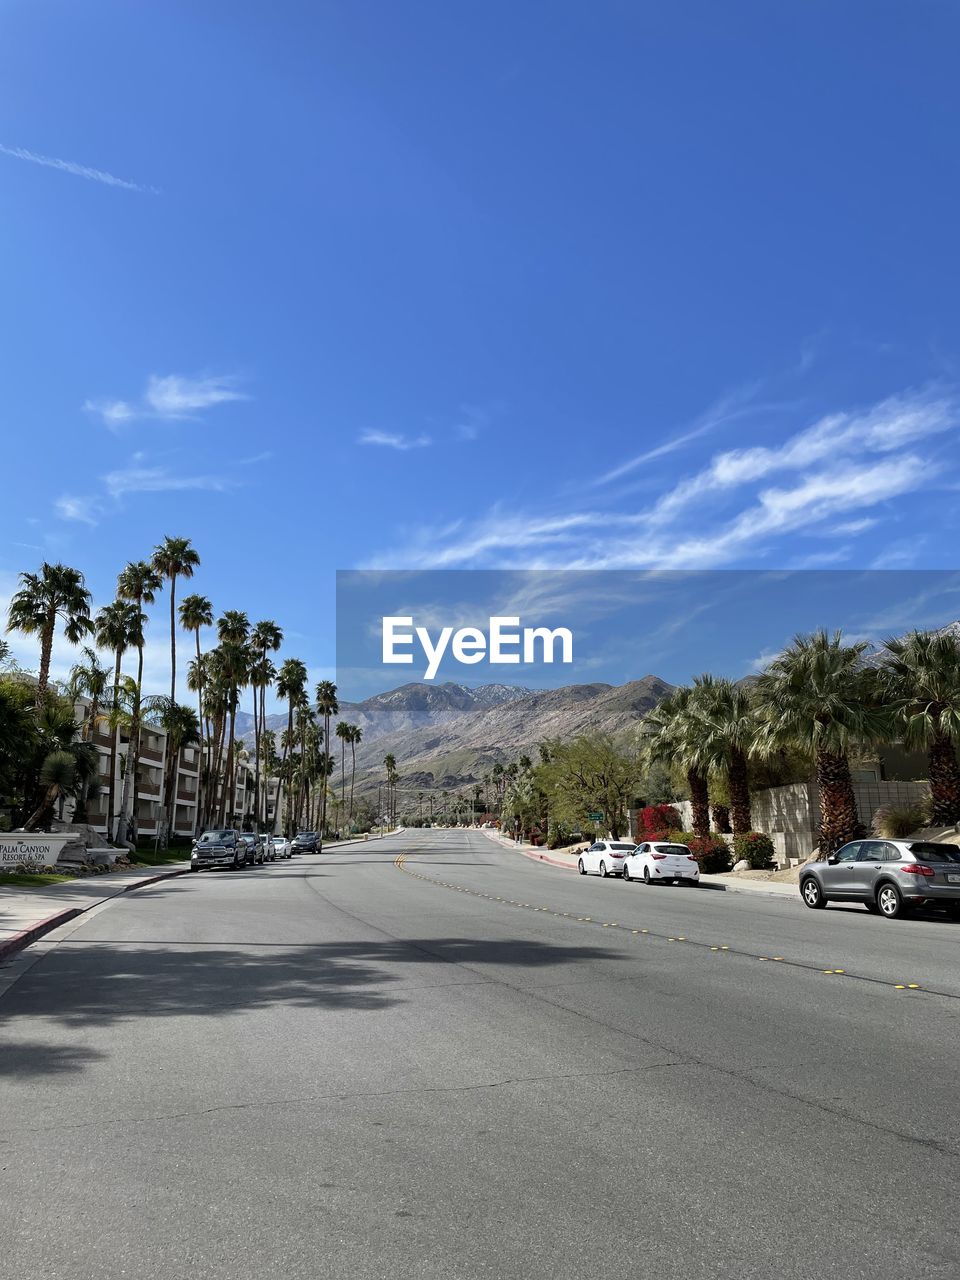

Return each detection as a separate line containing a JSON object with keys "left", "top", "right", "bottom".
{"left": 84, "top": 373, "right": 248, "bottom": 428}
{"left": 368, "top": 385, "right": 957, "bottom": 570}
{"left": 358, "top": 430, "right": 431, "bottom": 451}
{"left": 55, "top": 494, "right": 102, "bottom": 526}
{"left": 0, "top": 142, "right": 156, "bottom": 193}
{"left": 102, "top": 464, "right": 233, "bottom": 500}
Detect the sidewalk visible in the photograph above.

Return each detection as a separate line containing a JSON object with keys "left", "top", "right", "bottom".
{"left": 477, "top": 828, "right": 800, "bottom": 899}
{"left": 0, "top": 860, "right": 191, "bottom": 961}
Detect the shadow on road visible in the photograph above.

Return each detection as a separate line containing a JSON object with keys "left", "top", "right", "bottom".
{"left": 1, "top": 935, "right": 625, "bottom": 1077}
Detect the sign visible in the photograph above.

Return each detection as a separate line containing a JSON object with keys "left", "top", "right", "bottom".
{"left": 0, "top": 835, "right": 70, "bottom": 868}
{"left": 587, "top": 812, "right": 603, "bottom": 823}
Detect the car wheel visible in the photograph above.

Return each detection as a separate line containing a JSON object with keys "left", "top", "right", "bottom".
{"left": 800, "top": 876, "right": 826, "bottom": 909}
{"left": 643, "top": 866, "right": 651, "bottom": 885}
{"left": 600, "top": 860, "right": 608, "bottom": 878}
{"left": 877, "top": 881, "right": 908, "bottom": 919}
{"left": 623, "top": 864, "right": 631, "bottom": 883}
{"left": 578, "top": 858, "right": 586, "bottom": 875}
{"left": 190, "top": 864, "right": 200, "bottom": 873}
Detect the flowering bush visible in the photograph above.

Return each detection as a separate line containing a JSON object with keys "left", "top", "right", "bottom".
{"left": 638, "top": 804, "right": 682, "bottom": 837}
{"left": 731, "top": 831, "right": 776, "bottom": 869}
{"left": 668, "top": 830, "right": 733, "bottom": 874}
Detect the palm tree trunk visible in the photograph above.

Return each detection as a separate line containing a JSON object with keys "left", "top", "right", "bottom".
{"left": 225, "top": 704, "right": 237, "bottom": 825}
{"left": 107, "top": 651, "right": 121, "bottom": 841}
{"left": 118, "top": 643, "right": 144, "bottom": 847}
{"left": 319, "top": 716, "right": 330, "bottom": 839}
{"left": 727, "top": 748, "right": 752, "bottom": 835}
{"left": 815, "top": 748, "right": 864, "bottom": 856}
{"left": 341, "top": 736, "right": 346, "bottom": 828}
{"left": 349, "top": 739, "right": 356, "bottom": 820}
{"left": 687, "top": 767, "right": 710, "bottom": 838}
{"left": 169, "top": 572, "right": 177, "bottom": 706}
{"left": 194, "top": 631, "right": 205, "bottom": 836}
{"left": 24, "top": 784, "right": 61, "bottom": 832}
{"left": 711, "top": 803, "right": 731, "bottom": 834}
{"left": 928, "top": 732, "right": 960, "bottom": 826}
{"left": 252, "top": 681, "right": 261, "bottom": 829}
{"left": 36, "top": 616, "right": 55, "bottom": 704}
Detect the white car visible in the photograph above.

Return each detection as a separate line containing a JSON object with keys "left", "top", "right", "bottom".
{"left": 577, "top": 840, "right": 637, "bottom": 877}
{"left": 270, "top": 836, "right": 291, "bottom": 859}
{"left": 623, "top": 841, "right": 700, "bottom": 886}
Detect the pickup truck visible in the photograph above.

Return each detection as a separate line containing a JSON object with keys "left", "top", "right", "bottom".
{"left": 191, "top": 828, "right": 248, "bottom": 872}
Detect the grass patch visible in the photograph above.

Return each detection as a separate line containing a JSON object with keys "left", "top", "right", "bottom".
{"left": 129, "top": 849, "right": 189, "bottom": 867}
{"left": 0, "top": 871, "right": 76, "bottom": 887}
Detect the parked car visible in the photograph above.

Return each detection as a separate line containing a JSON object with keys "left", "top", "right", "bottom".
{"left": 270, "top": 836, "right": 291, "bottom": 859}
{"left": 191, "top": 828, "right": 248, "bottom": 872}
{"left": 623, "top": 841, "right": 700, "bottom": 886}
{"left": 292, "top": 831, "right": 319, "bottom": 853}
{"left": 577, "top": 840, "right": 636, "bottom": 877}
{"left": 238, "top": 833, "right": 266, "bottom": 865}
{"left": 800, "top": 839, "right": 960, "bottom": 918}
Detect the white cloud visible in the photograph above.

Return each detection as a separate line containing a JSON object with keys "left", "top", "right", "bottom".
{"left": 102, "top": 464, "right": 232, "bottom": 500}
{"left": 368, "top": 385, "right": 955, "bottom": 571}
{"left": 358, "top": 430, "right": 431, "bottom": 451}
{"left": 55, "top": 494, "right": 101, "bottom": 526}
{"left": 0, "top": 142, "right": 156, "bottom": 193}
{"left": 84, "top": 374, "right": 248, "bottom": 427}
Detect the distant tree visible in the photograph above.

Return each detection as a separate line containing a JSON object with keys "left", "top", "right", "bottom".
{"left": 6, "top": 562, "right": 93, "bottom": 703}
{"left": 152, "top": 536, "right": 200, "bottom": 705}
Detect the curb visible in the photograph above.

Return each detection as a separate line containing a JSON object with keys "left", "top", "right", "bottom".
{"left": 0, "top": 866, "right": 190, "bottom": 964}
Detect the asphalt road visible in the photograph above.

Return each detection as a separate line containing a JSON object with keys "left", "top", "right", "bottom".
{"left": 2, "top": 828, "right": 959, "bottom": 1279}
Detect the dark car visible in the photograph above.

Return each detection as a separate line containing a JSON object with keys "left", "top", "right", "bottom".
{"left": 800, "top": 839, "right": 960, "bottom": 918}
{"left": 191, "top": 829, "right": 248, "bottom": 872}
{"left": 239, "top": 833, "right": 266, "bottom": 865}
{"left": 292, "top": 831, "right": 319, "bottom": 853}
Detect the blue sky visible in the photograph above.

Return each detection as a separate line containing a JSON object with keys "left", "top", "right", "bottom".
{"left": 2, "top": 1, "right": 960, "bottom": 702}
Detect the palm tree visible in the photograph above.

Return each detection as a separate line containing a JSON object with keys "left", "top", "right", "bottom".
{"left": 6, "top": 562, "right": 93, "bottom": 703}
{"left": 753, "top": 630, "right": 890, "bottom": 856}
{"left": 66, "top": 647, "right": 111, "bottom": 823}
{"left": 214, "top": 611, "right": 250, "bottom": 824}
{"left": 384, "top": 753, "right": 397, "bottom": 826}
{"left": 179, "top": 593, "right": 214, "bottom": 833}
{"left": 688, "top": 675, "right": 756, "bottom": 836}
{"left": 641, "top": 686, "right": 711, "bottom": 837}
{"left": 277, "top": 658, "right": 308, "bottom": 834}
{"left": 93, "top": 599, "right": 142, "bottom": 841}
{"left": 22, "top": 701, "right": 100, "bottom": 831}
{"left": 877, "top": 629, "right": 960, "bottom": 825}
{"left": 116, "top": 560, "right": 163, "bottom": 845}
{"left": 152, "top": 536, "right": 201, "bottom": 705}
{"left": 150, "top": 698, "right": 202, "bottom": 843}
{"left": 336, "top": 721, "right": 352, "bottom": 827}
{"left": 250, "top": 620, "right": 283, "bottom": 829}
{"left": 348, "top": 724, "right": 362, "bottom": 821}
{"left": 315, "top": 680, "right": 339, "bottom": 842}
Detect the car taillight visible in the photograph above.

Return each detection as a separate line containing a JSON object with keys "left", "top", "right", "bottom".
{"left": 901, "top": 863, "right": 935, "bottom": 877}
{"left": 687, "top": 856, "right": 697, "bottom": 862}
{"left": 651, "top": 854, "right": 666, "bottom": 860}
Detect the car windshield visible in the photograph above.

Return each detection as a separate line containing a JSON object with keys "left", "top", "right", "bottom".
{"left": 298, "top": 832, "right": 317, "bottom": 838}
{"left": 199, "top": 830, "right": 232, "bottom": 842}
{"left": 906, "top": 842, "right": 960, "bottom": 862}
{"left": 653, "top": 844, "right": 692, "bottom": 855}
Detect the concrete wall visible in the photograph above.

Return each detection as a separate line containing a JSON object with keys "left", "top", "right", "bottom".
{"left": 676, "top": 778, "right": 931, "bottom": 866}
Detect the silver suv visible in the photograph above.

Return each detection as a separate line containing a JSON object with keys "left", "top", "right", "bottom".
{"left": 800, "top": 839, "right": 960, "bottom": 919}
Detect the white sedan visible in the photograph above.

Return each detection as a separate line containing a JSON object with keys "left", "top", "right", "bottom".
{"left": 270, "top": 836, "right": 292, "bottom": 859}
{"left": 577, "top": 840, "right": 637, "bottom": 877}
{"left": 623, "top": 841, "right": 700, "bottom": 886}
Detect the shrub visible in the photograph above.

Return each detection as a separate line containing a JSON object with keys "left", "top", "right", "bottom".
{"left": 871, "top": 803, "right": 926, "bottom": 839}
{"left": 638, "top": 804, "right": 682, "bottom": 837}
{"left": 668, "top": 830, "right": 733, "bottom": 874}
{"left": 732, "top": 831, "right": 777, "bottom": 869}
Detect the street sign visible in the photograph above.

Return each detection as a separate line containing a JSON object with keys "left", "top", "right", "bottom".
{"left": 587, "top": 812, "right": 603, "bottom": 822}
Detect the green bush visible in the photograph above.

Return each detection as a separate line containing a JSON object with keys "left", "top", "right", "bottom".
{"left": 732, "top": 831, "right": 777, "bottom": 869}
{"left": 871, "top": 803, "right": 926, "bottom": 839}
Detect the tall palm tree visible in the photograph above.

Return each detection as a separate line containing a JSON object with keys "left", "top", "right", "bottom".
{"left": 179, "top": 593, "right": 214, "bottom": 833}
{"left": 116, "top": 560, "right": 162, "bottom": 845}
{"left": 315, "top": 680, "right": 339, "bottom": 842}
{"left": 688, "top": 675, "right": 756, "bottom": 836}
{"left": 6, "top": 562, "right": 93, "bottom": 703}
{"left": 336, "top": 721, "right": 351, "bottom": 826}
{"left": 152, "top": 536, "right": 201, "bottom": 705}
{"left": 147, "top": 697, "right": 201, "bottom": 843}
{"left": 753, "top": 630, "right": 890, "bottom": 856}
{"left": 277, "top": 658, "right": 308, "bottom": 834}
{"left": 877, "top": 629, "right": 960, "bottom": 825}
{"left": 348, "top": 724, "right": 362, "bottom": 821}
{"left": 66, "top": 647, "right": 111, "bottom": 823}
{"left": 214, "top": 611, "right": 250, "bottom": 824}
{"left": 641, "top": 685, "right": 711, "bottom": 837}
{"left": 384, "top": 753, "right": 397, "bottom": 826}
{"left": 93, "top": 599, "right": 142, "bottom": 841}
{"left": 250, "top": 620, "right": 283, "bottom": 829}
